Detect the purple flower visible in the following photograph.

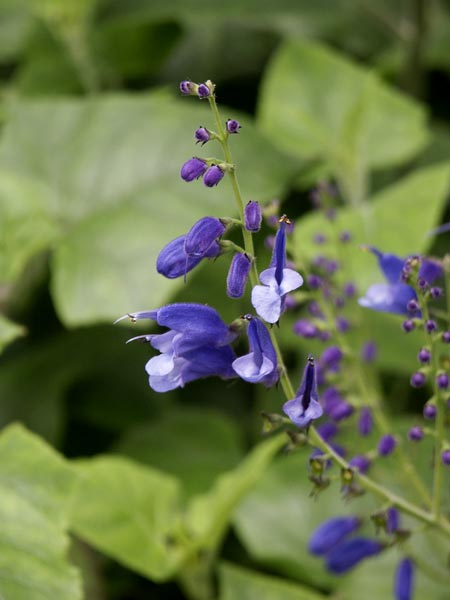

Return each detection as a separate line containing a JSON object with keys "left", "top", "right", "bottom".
{"left": 441, "top": 450, "right": 450, "bottom": 465}
{"left": 180, "top": 80, "right": 195, "bottom": 95}
{"left": 320, "top": 346, "right": 343, "bottom": 370}
{"left": 203, "top": 165, "right": 224, "bottom": 187}
{"left": 227, "top": 253, "right": 252, "bottom": 298}
{"left": 378, "top": 434, "right": 397, "bottom": 456}
{"left": 394, "top": 558, "right": 414, "bottom": 600}
{"left": 232, "top": 316, "right": 278, "bottom": 387}
{"left": 226, "top": 119, "right": 241, "bottom": 134}
{"left": 283, "top": 355, "right": 323, "bottom": 427}
{"left": 442, "top": 331, "right": 450, "bottom": 343}
{"left": 251, "top": 217, "right": 303, "bottom": 323}
{"left": 358, "top": 407, "right": 373, "bottom": 436}
{"left": 157, "top": 235, "right": 220, "bottom": 279}
{"left": 425, "top": 319, "right": 437, "bottom": 333}
{"left": 181, "top": 157, "right": 207, "bottom": 181}
{"left": 322, "top": 387, "right": 354, "bottom": 422}
{"left": 184, "top": 217, "right": 226, "bottom": 258}
{"left": 423, "top": 403, "right": 436, "bottom": 420}
{"left": 195, "top": 127, "right": 210, "bottom": 145}
{"left": 402, "top": 319, "right": 415, "bottom": 333}
{"left": 410, "top": 372, "right": 426, "bottom": 388}
{"left": 308, "top": 516, "right": 361, "bottom": 556}
{"left": 418, "top": 348, "right": 431, "bottom": 364}
{"left": 117, "top": 304, "right": 238, "bottom": 392}
{"left": 244, "top": 201, "right": 262, "bottom": 232}
{"left": 325, "top": 537, "right": 383, "bottom": 574}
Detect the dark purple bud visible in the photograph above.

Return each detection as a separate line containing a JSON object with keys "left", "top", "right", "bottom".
{"left": 308, "top": 516, "right": 361, "bottom": 556}
{"left": 334, "top": 296, "right": 345, "bottom": 309}
{"left": 437, "top": 373, "right": 449, "bottom": 389}
{"left": 418, "top": 348, "right": 431, "bottom": 364}
{"left": 410, "top": 372, "right": 426, "bottom": 388}
{"left": 203, "top": 165, "right": 224, "bottom": 187}
{"left": 349, "top": 455, "right": 371, "bottom": 473}
{"left": 325, "top": 537, "right": 383, "bottom": 574}
{"left": 325, "top": 259, "right": 339, "bottom": 274}
{"left": 226, "top": 119, "right": 241, "bottom": 134}
{"left": 328, "top": 400, "right": 354, "bottom": 422}
{"left": 197, "top": 83, "right": 210, "bottom": 97}
{"left": 395, "top": 558, "right": 414, "bottom": 600}
{"left": 293, "top": 319, "right": 317, "bottom": 339}
{"left": 339, "top": 231, "right": 352, "bottom": 243}
{"left": 402, "top": 319, "right": 415, "bottom": 333}
{"left": 343, "top": 282, "right": 357, "bottom": 297}
{"left": 185, "top": 217, "right": 226, "bottom": 257}
{"left": 378, "top": 434, "right": 397, "bottom": 456}
{"left": 358, "top": 407, "right": 373, "bottom": 436}
{"left": 417, "top": 277, "right": 427, "bottom": 289}
{"left": 180, "top": 80, "right": 195, "bottom": 94}
{"left": 361, "top": 341, "right": 377, "bottom": 363}
{"left": 316, "top": 422, "right": 338, "bottom": 441}
{"left": 442, "top": 331, "right": 450, "bottom": 343}
{"left": 408, "top": 426, "right": 424, "bottom": 441}
{"left": 423, "top": 403, "right": 436, "bottom": 420}
{"left": 407, "top": 299, "right": 419, "bottom": 313}
{"left": 430, "top": 286, "right": 443, "bottom": 298}
{"left": 336, "top": 317, "right": 350, "bottom": 333}
{"left": 313, "top": 233, "right": 327, "bottom": 244}
{"left": 156, "top": 235, "right": 220, "bottom": 279}
{"left": 244, "top": 201, "right": 262, "bottom": 232}
{"left": 321, "top": 346, "right": 343, "bottom": 368}
{"left": 386, "top": 508, "right": 400, "bottom": 534}
{"left": 425, "top": 319, "right": 437, "bottom": 333}
{"left": 307, "top": 274, "right": 322, "bottom": 289}
{"left": 441, "top": 450, "right": 450, "bottom": 465}
{"left": 194, "top": 127, "right": 210, "bottom": 145}
{"left": 226, "top": 253, "right": 251, "bottom": 299}
{"left": 181, "top": 157, "right": 207, "bottom": 182}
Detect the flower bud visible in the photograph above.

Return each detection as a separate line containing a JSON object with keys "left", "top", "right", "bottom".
{"left": 408, "top": 426, "right": 424, "bottom": 441}
{"left": 437, "top": 372, "right": 449, "bottom": 390}
{"left": 358, "top": 407, "right": 373, "bottom": 436}
{"left": 308, "top": 516, "right": 361, "bottom": 556}
{"left": 180, "top": 80, "right": 195, "bottom": 95}
{"left": 423, "top": 402, "right": 436, "bottom": 420}
{"left": 293, "top": 319, "right": 317, "bottom": 339}
{"left": 226, "top": 253, "right": 251, "bottom": 298}
{"left": 226, "top": 119, "right": 241, "bottom": 134}
{"left": 378, "top": 434, "right": 397, "bottom": 456}
{"left": 194, "top": 127, "right": 211, "bottom": 145}
{"left": 410, "top": 371, "right": 426, "bottom": 388}
{"left": 325, "top": 538, "right": 383, "bottom": 574}
{"left": 441, "top": 449, "right": 450, "bottom": 465}
{"left": 244, "top": 201, "right": 262, "bottom": 232}
{"left": 394, "top": 558, "right": 414, "bottom": 600}
{"left": 197, "top": 83, "right": 211, "bottom": 98}
{"left": 181, "top": 157, "right": 207, "bottom": 182}
{"left": 203, "top": 165, "right": 224, "bottom": 187}
{"left": 184, "top": 217, "right": 226, "bottom": 257}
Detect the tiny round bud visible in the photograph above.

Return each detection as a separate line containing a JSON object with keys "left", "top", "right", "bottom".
{"left": 425, "top": 319, "right": 437, "bottom": 333}
{"left": 437, "top": 373, "right": 449, "bottom": 390}
{"left": 226, "top": 119, "right": 241, "bottom": 134}
{"left": 441, "top": 450, "right": 450, "bottom": 465}
{"left": 410, "top": 372, "right": 426, "bottom": 388}
{"left": 197, "top": 83, "right": 211, "bottom": 98}
{"left": 194, "top": 126, "right": 210, "bottom": 145}
{"left": 307, "top": 274, "right": 322, "bottom": 290}
{"left": 408, "top": 426, "right": 424, "bottom": 442}
{"left": 423, "top": 403, "right": 437, "bottom": 420}
{"left": 349, "top": 455, "right": 371, "bottom": 473}
{"left": 336, "top": 317, "right": 350, "bottom": 333}
{"left": 402, "top": 319, "right": 415, "bottom": 333}
{"left": 442, "top": 331, "right": 450, "bottom": 343}
{"left": 180, "top": 157, "right": 207, "bottom": 182}
{"left": 430, "top": 286, "right": 443, "bottom": 298}
{"left": 418, "top": 348, "right": 431, "bottom": 364}
{"left": 339, "top": 231, "right": 352, "bottom": 243}
{"left": 293, "top": 319, "right": 317, "bottom": 339}
{"left": 180, "top": 80, "right": 195, "bottom": 94}
{"left": 313, "top": 233, "right": 327, "bottom": 244}
{"left": 407, "top": 299, "right": 419, "bottom": 313}
{"left": 378, "top": 434, "right": 397, "bottom": 457}
{"left": 417, "top": 277, "right": 427, "bottom": 289}
{"left": 343, "top": 282, "right": 356, "bottom": 297}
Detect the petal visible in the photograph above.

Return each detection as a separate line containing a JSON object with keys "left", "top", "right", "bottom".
{"left": 145, "top": 352, "right": 175, "bottom": 377}
{"left": 150, "top": 330, "right": 178, "bottom": 352}
{"left": 283, "top": 396, "right": 310, "bottom": 427}
{"left": 259, "top": 267, "right": 278, "bottom": 288}
{"left": 369, "top": 247, "right": 404, "bottom": 284}
{"left": 358, "top": 283, "right": 416, "bottom": 315}
{"left": 156, "top": 235, "right": 203, "bottom": 279}
{"left": 279, "top": 268, "right": 304, "bottom": 295}
{"left": 419, "top": 258, "right": 442, "bottom": 284}
{"left": 251, "top": 285, "right": 282, "bottom": 324}
{"left": 181, "top": 345, "right": 237, "bottom": 382}
{"left": 232, "top": 353, "right": 275, "bottom": 383}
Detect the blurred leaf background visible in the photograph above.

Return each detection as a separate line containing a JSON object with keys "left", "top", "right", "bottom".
{"left": 0, "top": 0, "right": 449, "bottom": 598}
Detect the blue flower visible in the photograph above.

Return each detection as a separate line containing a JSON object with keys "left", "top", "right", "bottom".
{"left": 308, "top": 516, "right": 361, "bottom": 556}
{"left": 283, "top": 355, "right": 323, "bottom": 427}
{"left": 394, "top": 558, "right": 414, "bottom": 600}
{"left": 359, "top": 247, "right": 442, "bottom": 316}
{"left": 251, "top": 217, "right": 303, "bottom": 323}
{"left": 117, "top": 303, "right": 238, "bottom": 392}
{"left": 325, "top": 537, "right": 383, "bottom": 574}
{"left": 232, "top": 316, "right": 278, "bottom": 387}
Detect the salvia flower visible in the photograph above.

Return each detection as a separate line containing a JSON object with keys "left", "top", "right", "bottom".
{"left": 244, "top": 201, "right": 262, "bottom": 232}
{"left": 251, "top": 216, "right": 303, "bottom": 323}
{"left": 157, "top": 234, "right": 220, "bottom": 279}
{"left": 184, "top": 217, "right": 226, "bottom": 258}
{"left": 232, "top": 315, "right": 278, "bottom": 387}
{"left": 203, "top": 165, "right": 224, "bottom": 187}
{"left": 283, "top": 355, "right": 323, "bottom": 427}
{"left": 227, "top": 253, "right": 252, "bottom": 299}
{"left": 394, "top": 558, "right": 415, "bottom": 600}
{"left": 226, "top": 119, "right": 241, "bottom": 134}
{"left": 308, "top": 516, "right": 361, "bottom": 556}
{"left": 325, "top": 537, "right": 384, "bottom": 574}
{"left": 118, "top": 304, "right": 238, "bottom": 392}
{"left": 378, "top": 434, "right": 397, "bottom": 456}
{"left": 181, "top": 157, "right": 207, "bottom": 181}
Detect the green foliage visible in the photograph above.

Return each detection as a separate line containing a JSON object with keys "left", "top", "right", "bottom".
{"left": 0, "top": 314, "right": 25, "bottom": 353}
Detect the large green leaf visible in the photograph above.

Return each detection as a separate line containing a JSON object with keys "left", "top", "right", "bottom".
{"left": 69, "top": 455, "right": 184, "bottom": 581}
{"left": 0, "top": 91, "right": 294, "bottom": 326}
{"left": 0, "top": 424, "right": 81, "bottom": 599}
{"left": 218, "top": 562, "right": 326, "bottom": 600}
{"left": 115, "top": 407, "right": 244, "bottom": 497}
{"left": 258, "top": 39, "right": 429, "bottom": 202}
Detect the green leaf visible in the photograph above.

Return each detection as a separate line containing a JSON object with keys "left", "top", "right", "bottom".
{"left": 258, "top": 39, "right": 428, "bottom": 201}
{"left": 69, "top": 455, "right": 184, "bottom": 581}
{"left": 115, "top": 407, "right": 244, "bottom": 497}
{"left": 0, "top": 423, "right": 81, "bottom": 600}
{"left": 0, "top": 314, "right": 25, "bottom": 353}
{"left": 0, "top": 91, "right": 294, "bottom": 326}
{"left": 218, "top": 562, "right": 326, "bottom": 600}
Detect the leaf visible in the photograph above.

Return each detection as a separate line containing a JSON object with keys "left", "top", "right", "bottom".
{"left": 0, "top": 314, "right": 25, "bottom": 353}
{"left": 0, "top": 91, "right": 294, "bottom": 326}
{"left": 258, "top": 39, "right": 428, "bottom": 201}
{"left": 69, "top": 455, "right": 184, "bottom": 581}
{"left": 218, "top": 562, "right": 326, "bottom": 600}
{"left": 0, "top": 423, "right": 81, "bottom": 600}
{"left": 115, "top": 407, "right": 244, "bottom": 497}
